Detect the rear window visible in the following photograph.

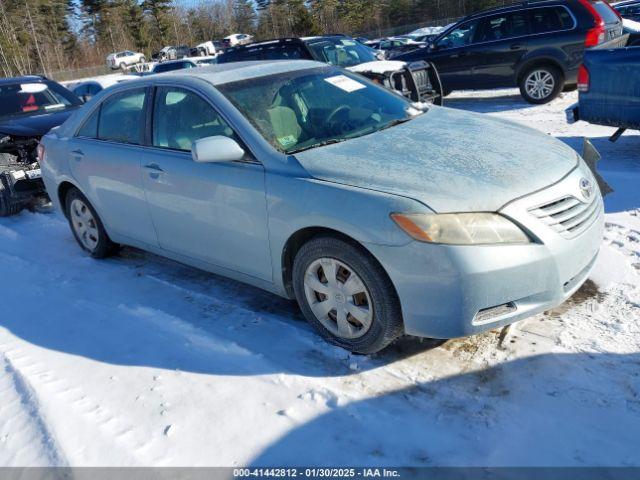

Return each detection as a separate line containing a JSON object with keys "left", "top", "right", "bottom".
{"left": 530, "top": 7, "right": 575, "bottom": 33}
{"left": 154, "top": 62, "right": 194, "bottom": 73}
{"left": 592, "top": 1, "right": 621, "bottom": 23}
{"left": 221, "top": 44, "right": 309, "bottom": 62}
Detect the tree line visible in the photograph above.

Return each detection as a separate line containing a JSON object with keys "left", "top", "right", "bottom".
{"left": 0, "top": 0, "right": 520, "bottom": 78}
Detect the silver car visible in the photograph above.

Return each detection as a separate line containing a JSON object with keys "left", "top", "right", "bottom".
{"left": 40, "top": 61, "right": 604, "bottom": 354}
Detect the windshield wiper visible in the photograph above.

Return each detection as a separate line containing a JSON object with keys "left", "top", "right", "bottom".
{"left": 379, "top": 117, "right": 412, "bottom": 131}
{"left": 289, "top": 138, "right": 346, "bottom": 154}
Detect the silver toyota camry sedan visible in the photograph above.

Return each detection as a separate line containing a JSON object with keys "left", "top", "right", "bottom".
{"left": 40, "top": 60, "right": 604, "bottom": 354}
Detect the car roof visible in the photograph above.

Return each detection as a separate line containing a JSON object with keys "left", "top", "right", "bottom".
{"left": 461, "top": 0, "right": 571, "bottom": 22}
{"left": 127, "top": 60, "right": 323, "bottom": 87}
{"left": 0, "top": 75, "right": 48, "bottom": 86}
{"left": 169, "top": 60, "right": 323, "bottom": 85}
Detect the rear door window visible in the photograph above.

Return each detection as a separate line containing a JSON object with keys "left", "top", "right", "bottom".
{"left": 98, "top": 89, "right": 146, "bottom": 144}
{"left": 77, "top": 106, "right": 100, "bottom": 138}
{"left": 530, "top": 7, "right": 575, "bottom": 34}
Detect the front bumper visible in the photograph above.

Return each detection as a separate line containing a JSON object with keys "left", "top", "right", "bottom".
{"left": 366, "top": 162, "right": 604, "bottom": 339}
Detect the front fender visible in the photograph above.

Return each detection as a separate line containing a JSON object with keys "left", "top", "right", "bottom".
{"left": 266, "top": 174, "right": 431, "bottom": 295}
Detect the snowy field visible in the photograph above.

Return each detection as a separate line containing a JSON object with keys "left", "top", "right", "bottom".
{"left": 0, "top": 88, "right": 638, "bottom": 467}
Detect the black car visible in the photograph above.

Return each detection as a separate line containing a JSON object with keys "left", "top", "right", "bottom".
{"left": 0, "top": 76, "right": 82, "bottom": 215}
{"left": 612, "top": 0, "right": 640, "bottom": 21}
{"left": 396, "top": 0, "right": 627, "bottom": 104}
{"left": 218, "top": 36, "right": 444, "bottom": 105}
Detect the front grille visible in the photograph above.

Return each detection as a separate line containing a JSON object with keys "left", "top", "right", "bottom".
{"left": 412, "top": 69, "right": 430, "bottom": 90}
{"left": 529, "top": 193, "right": 601, "bottom": 239}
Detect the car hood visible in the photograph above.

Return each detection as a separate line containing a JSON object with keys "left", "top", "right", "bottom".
{"left": 294, "top": 106, "right": 578, "bottom": 213}
{"left": 0, "top": 107, "right": 79, "bottom": 138}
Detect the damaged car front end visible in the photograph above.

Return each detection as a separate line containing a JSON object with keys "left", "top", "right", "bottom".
{"left": 0, "top": 76, "right": 81, "bottom": 216}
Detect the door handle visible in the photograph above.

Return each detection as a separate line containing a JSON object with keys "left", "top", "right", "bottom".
{"left": 71, "top": 149, "right": 84, "bottom": 161}
{"left": 510, "top": 44, "right": 524, "bottom": 50}
{"left": 144, "top": 163, "right": 164, "bottom": 172}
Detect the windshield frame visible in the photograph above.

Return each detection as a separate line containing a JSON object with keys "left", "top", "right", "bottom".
{"left": 216, "top": 66, "right": 419, "bottom": 155}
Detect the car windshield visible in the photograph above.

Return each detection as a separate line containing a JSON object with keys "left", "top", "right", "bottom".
{"left": 0, "top": 81, "right": 78, "bottom": 120}
{"left": 306, "top": 38, "right": 378, "bottom": 67}
{"left": 217, "top": 66, "right": 421, "bottom": 154}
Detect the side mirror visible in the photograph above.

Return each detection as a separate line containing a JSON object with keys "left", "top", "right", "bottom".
{"left": 192, "top": 136, "right": 245, "bottom": 163}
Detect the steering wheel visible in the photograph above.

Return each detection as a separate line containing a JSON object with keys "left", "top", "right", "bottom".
{"left": 326, "top": 105, "right": 351, "bottom": 135}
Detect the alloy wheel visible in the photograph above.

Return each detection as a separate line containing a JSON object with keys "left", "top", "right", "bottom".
{"left": 525, "top": 70, "right": 555, "bottom": 101}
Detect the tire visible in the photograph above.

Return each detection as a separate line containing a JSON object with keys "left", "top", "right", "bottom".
{"left": 292, "top": 235, "right": 403, "bottom": 354}
{"left": 64, "top": 187, "right": 117, "bottom": 259}
{"left": 519, "top": 64, "right": 563, "bottom": 104}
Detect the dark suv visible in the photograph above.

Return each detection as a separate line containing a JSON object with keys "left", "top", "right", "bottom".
{"left": 396, "top": 0, "right": 627, "bottom": 104}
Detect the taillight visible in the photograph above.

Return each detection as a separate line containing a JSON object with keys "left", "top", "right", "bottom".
{"left": 577, "top": 64, "right": 590, "bottom": 92}
{"left": 37, "top": 143, "right": 45, "bottom": 163}
{"left": 579, "top": 0, "right": 606, "bottom": 47}
{"left": 585, "top": 26, "right": 606, "bottom": 47}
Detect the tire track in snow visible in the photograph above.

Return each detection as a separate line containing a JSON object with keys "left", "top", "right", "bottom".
{"left": 0, "top": 353, "right": 68, "bottom": 466}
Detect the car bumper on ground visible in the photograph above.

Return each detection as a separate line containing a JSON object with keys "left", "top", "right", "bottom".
{"left": 566, "top": 102, "right": 580, "bottom": 124}
{"left": 366, "top": 161, "right": 604, "bottom": 339}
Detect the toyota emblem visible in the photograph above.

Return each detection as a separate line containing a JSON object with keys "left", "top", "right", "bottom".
{"left": 580, "top": 178, "right": 594, "bottom": 201}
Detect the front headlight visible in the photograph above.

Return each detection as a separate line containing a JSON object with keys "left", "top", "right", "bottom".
{"left": 391, "top": 213, "right": 530, "bottom": 245}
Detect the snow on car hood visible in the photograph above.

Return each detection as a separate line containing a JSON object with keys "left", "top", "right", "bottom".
{"left": 294, "top": 106, "right": 579, "bottom": 213}
{"left": 348, "top": 61, "right": 407, "bottom": 75}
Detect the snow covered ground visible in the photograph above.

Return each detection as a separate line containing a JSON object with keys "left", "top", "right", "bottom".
{"left": 0, "top": 89, "right": 638, "bottom": 467}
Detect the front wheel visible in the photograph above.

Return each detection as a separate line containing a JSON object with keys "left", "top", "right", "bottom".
{"left": 292, "top": 236, "right": 403, "bottom": 354}
{"left": 519, "top": 65, "right": 563, "bottom": 104}
{"left": 65, "top": 187, "right": 117, "bottom": 258}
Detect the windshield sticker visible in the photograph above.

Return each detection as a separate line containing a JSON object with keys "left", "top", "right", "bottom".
{"left": 277, "top": 135, "right": 297, "bottom": 148}
{"left": 324, "top": 75, "right": 366, "bottom": 93}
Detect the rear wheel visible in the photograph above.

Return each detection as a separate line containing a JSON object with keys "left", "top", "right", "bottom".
{"left": 519, "top": 65, "right": 563, "bottom": 104}
{"left": 65, "top": 187, "right": 117, "bottom": 258}
{"left": 292, "top": 236, "right": 403, "bottom": 354}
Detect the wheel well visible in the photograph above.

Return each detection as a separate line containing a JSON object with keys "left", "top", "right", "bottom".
{"left": 57, "top": 181, "right": 75, "bottom": 217}
{"left": 281, "top": 227, "right": 398, "bottom": 303}
{"left": 517, "top": 59, "right": 565, "bottom": 84}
